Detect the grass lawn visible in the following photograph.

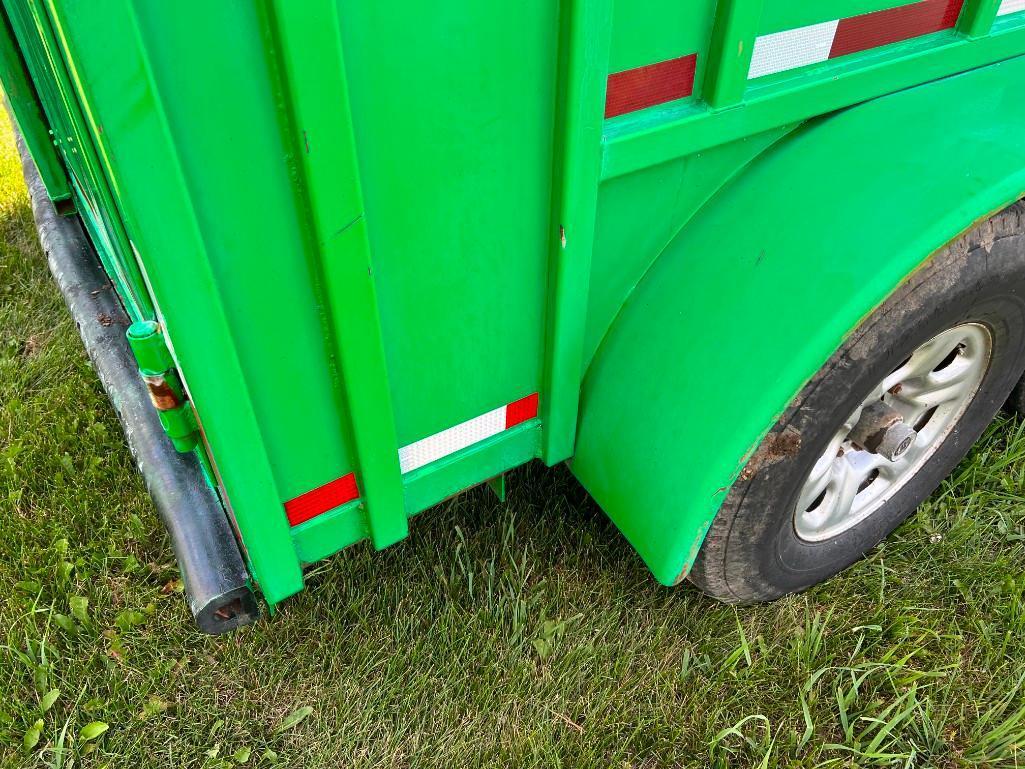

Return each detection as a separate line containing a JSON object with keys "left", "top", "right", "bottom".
{"left": 4, "top": 114, "right": 1025, "bottom": 769}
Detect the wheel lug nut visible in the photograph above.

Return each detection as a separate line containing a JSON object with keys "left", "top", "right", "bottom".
{"left": 876, "top": 422, "right": 917, "bottom": 461}
{"left": 849, "top": 401, "right": 917, "bottom": 462}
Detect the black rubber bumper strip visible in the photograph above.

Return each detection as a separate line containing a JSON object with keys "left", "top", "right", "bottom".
{"left": 15, "top": 129, "right": 260, "bottom": 634}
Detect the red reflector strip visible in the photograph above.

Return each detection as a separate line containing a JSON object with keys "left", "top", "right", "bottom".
{"left": 605, "top": 54, "right": 697, "bottom": 119}
{"left": 505, "top": 392, "right": 539, "bottom": 429}
{"left": 284, "top": 472, "right": 359, "bottom": 527}
{"left": 830, "top": 0, "right": 964, "bottom": 58}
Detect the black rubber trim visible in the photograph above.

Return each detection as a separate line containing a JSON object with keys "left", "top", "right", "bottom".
{"left": 15, "top": 128, "right": 259, "bottom": 634}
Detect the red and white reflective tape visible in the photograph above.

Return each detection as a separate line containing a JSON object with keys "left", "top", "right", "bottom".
{"left": 284, "top": 393, "right": 539, "bottom": 526}
{"left": 750, "top": 0, "right": 965, "bottom": 79}
{"left": 399, "top": 393, "right": 538, "bottom": 474}
{"left": 602, "top": 0, "right": 1007, "bottom": 116}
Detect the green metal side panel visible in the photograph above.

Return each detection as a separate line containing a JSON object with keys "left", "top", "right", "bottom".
{"left": 572, "top": 57, "right": 1025, "bottom": 586}
{"left": 335, "top": 2, "right": 556, "bottom": 450}
{"left": 13, "top": 0, "right": 561, "bottom": 597}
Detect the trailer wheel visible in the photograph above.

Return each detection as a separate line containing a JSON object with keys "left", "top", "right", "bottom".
{"left": 690, "top": 202, "right": 1025, "bottom": 603}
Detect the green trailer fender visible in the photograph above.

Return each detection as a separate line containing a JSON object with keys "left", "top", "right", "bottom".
{"left": 571, "top": 55, "right": 1025, "bottom": 587}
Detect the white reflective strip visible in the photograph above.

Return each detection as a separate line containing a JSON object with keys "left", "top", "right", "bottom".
{"left": 998, "top": 0, "right": 1025, "bottom": 15}
{"left": 749, "top": 20, "right": 840, "bottom": 79}
{"left": 398, "top": 406, "right": 507, "bottom": 474}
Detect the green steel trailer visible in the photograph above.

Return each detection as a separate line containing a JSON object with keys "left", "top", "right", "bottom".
{"left": 3, "top": 0, "right": 1025, "bottom": 633}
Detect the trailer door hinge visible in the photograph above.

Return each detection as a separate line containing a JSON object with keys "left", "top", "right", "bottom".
{"left": 126, "top": 320, "right": 199, "bottom": 453}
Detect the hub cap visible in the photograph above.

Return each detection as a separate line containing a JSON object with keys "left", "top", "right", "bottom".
{"left": 793, "top": 323, "right": 992, "bottom": 543}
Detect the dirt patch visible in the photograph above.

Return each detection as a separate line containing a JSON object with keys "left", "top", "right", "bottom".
{"left": 19, "top": 335, "right": 41, "bottom": 358}
{"left": 739, "top": 425, "right": 801, "bottom": 481}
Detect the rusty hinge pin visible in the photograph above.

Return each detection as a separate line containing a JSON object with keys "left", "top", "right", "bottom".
{"left": 126, "top": 320, "right": 198, "bottom": 453}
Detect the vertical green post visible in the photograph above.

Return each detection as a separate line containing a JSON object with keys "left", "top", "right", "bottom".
{"left": 703, "top": 0, "right": 764, "bottom": 109}
{"left": 540, "top": 0, "right": 614, "bottom": 465}
{"left": 957, "top": 0, "right": 1002, "bottom": 38}
{"left": 261, "top": 0, "right": 408, "bottom": 549}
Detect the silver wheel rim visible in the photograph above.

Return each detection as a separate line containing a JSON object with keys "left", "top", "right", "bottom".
{"left": 793, "top": 322, "right": 993, "bottom": 543}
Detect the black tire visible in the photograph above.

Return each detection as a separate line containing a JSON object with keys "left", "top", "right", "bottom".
{"left": 690, "top": 201, "right": 1025, "bottom": 603}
